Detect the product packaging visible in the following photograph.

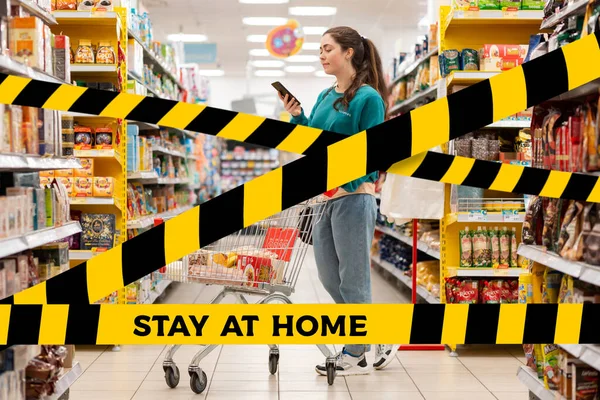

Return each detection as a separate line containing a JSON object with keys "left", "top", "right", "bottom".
{"left": 439, "top": 50, "right": 461, "bottom": 77}
{"left": 74, "top": 158, "right": 94, "bottom": 177}
{"left": 92, "top": 177, "right": 114, "bottom": 197}
{"left": 94, "top": 127, "right": 113, "bottom": 149}
{"left": 521, "top": 0, "right": 545, "bottom": 10}
{"left": 490, "top": 227, "right": 500, "bottom": 268}
{"left": 9, "top": 17, "right": 44, "bottom": 69}
{"left": 499, "top": 227, "right": 510, "bottom": 268}
{"left": 237, "top": 255, "right": 273, "bottom": 288}
{"left": 572, "top": 363, "right": 599, "bottom": 400}
{"left": 73, "top": 177, "right": 93, "bottom": 197}
{"left": 459, "top": 227, "right": 473, "bottom": 267}
{"left": 80, "top": 213, "right": 116, "bottom": 250}
{"left": 53, "top": 35, "right": 71, "bottom": 82}
{"left": 472, "top": 226, "right": 490, "bottom": 267}
{"left": 57, "top": 177, "right": 73, "bottom": 197}
{"left": 518, "top": 273, "right": 533, "bottom": 304}
{"left": 544, "top": 344, "right": 560, "bottom": 390}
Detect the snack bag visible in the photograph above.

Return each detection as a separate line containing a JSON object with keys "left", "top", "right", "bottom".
{"left": 543, "top": 344, "right": 560, "bottom": 391}
{"left": 499, "top": 227, "right": 510, "bottom": 268}
{"left": 523, "top": 344, "right": 537, "bottom": 370}
{"left": 472, "top": 227, "right": 489, "bottom": 267}
{"left": 490, "top": 227, "right": 500, "bottom": 268}
{"left": 459, "top": 227, "right": 473, "bottom": 268}
{"left": 558, "top": 274, "right": 574, "bottom": 304}
{"left": 456, "top": 280, "right": 479, "bottom": 304}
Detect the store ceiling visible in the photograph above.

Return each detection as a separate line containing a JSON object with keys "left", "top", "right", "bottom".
{"left": 143, "top": 0, "right": 429, "bottom": 77}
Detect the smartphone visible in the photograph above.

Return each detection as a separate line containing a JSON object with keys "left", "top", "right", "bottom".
{"left": 272, "top": 81, "right": 300, "bottom": 105}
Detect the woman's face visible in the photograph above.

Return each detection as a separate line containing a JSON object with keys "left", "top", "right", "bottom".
{"left": 319, "top": 34, "right": 351, "bottom": 75}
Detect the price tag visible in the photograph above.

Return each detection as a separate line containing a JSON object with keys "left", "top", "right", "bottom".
{"left": 493, "top": 269, "right": 510, "bottom": 276}
{"left": 502, "top": 7, "right": 519, "bottom": 18}
{"left": 464, "top": 6, "right": 480, "bottom": 18}
{"left": 503, "top": 210, "right": 522, "bottom": 222}
{"left": 468, "top": 210, "right": 487, "bottom": 222}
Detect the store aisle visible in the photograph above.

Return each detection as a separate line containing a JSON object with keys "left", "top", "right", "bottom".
{"left": 69, "top": 250, "right": 527, "bottom": 400}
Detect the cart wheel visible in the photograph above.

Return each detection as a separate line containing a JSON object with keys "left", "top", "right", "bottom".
{"left": 326, "top": 361, "right": 336, "bottom": 385}
{"left": 164, "top": 365, "right": 180, "bottom": 388}
{"left": 190, "top": 370, "right": 208, "bottom": 394}
{"left": 268, "top": 353, "right": 279, "bottom": 375}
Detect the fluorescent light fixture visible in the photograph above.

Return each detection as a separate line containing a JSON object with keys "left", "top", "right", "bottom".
{"left": 247, "top": 35, "right": 268, "bottom": 43}
{"left": 289, "top": 6, "right": 337, "bottom": 16}
{"left": 167, "top": 33, "right": 208, "bottom": 42}
{"left": 255, "top": 70, "right": 285, "bottom": 77}
{"left": 286, "top": 54, "right": 320, "bottom": 62}
{"left": 252, "top": 60, "right": 285, "bottom": 68}
{"left": 303, "top": 26, "right": 328, "bottom": 35}
{"left": 302, "top": 42, "right": 320, "bottom": 50}
{"left": 249, "top": 49, "right": 270, "bottom": 56}
{"left": 243, "top": 17, "right": 288, "bottom": 26}
{"left": 284, "top": 65, "right": 315, "bottom": 73}
{"left": 197, "top": 69, "right": 225, "bottom": 76}
{"left": 240, "top": 0, "right": 288, "bottom": 3}
{"left": 315, "top": 70, "right": 331, "bottom": 77}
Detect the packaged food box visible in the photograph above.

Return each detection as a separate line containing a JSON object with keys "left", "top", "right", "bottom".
{"left": 521, "top": 0, "right": 545, "bottom": 10}
{"left": 73, "top": 177, "right": 93, "bottom": 197}
{"left": 481, "top": 44, "right": 528, "bottom": 59}
{"left": 74, "top": 158, "right": 94, "bottom": 177}
{"left": 480, "top": 56, "right": 524, "bottom": 72}
{"left": 39, "top": 170, "right": 54, "bottom": 178}
{"left": 571, "top": 363, "right": 599, "bottom": 400}
{"left": 57, "top": 177, "right": 73, "bottom": 197}
{"left": 9, "top": 17, "right": 44, "bottom": 69}
{"left": 237, "top": 255, "right": 273, "bottom": 288}
{"left": 54, "top": 168, "right": 73, "bottom": 177}
{"left": 93, "top": 177, "right": 114, "bottom": 197}
{"left": 80, "top": 213, "right": 116, "bottom": 250}
{"left": 500, "top": 0, "right": 520, "bottom": 9}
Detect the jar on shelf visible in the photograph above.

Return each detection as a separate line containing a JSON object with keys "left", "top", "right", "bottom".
{"left": 96, "top": 41, "right": 116, "bottom": 64}
{"left": 75, "top": 39, "right": 94, "bottom": 63}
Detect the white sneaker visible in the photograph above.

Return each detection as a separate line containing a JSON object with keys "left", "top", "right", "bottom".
{"left": 315, "top": 349, "right": 372, "bottom": 376}
{"left": 373, "top": 344, "right": 399, "bottom": 370}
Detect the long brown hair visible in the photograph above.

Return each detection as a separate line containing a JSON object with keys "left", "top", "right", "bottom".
{"left": 324, "top": 26, "right": 389, "bottom": 116}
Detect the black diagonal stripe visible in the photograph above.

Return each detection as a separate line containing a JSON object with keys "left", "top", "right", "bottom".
{"left": 244, "top": 119, "right": 297, "bottom": 150}
{"left": 122, "top": 223, "right": 166, "bottom": 285}
{"left": 523, "top": 304, "right": 558, "bottom": 343}
{"left": 303, "top": 130, "right": 342, "bottom": 156}
{"left": 561, "top": 173, "right": 599, "bottom": 201}
{"left": 0, "top": 295, "right": 14, "bottom": 304}
{"left": 65, "top": 304, "right": 100, "bottom": 344}
{"left": 461, "top": 159, "right": 502, "bottom": 188}
{"left": 412, "top": 151, "right": 454, "bottom": 182}
{"left": 199, "top": 187, "right": 244, "bottom": 246}
{"left": 595, "top": 31, "right": 600, "bottom": 50}
{"left": 522, "top": 48, "right": 568, "bottom": 108}
{"left": 448, "top": 80, "right": 493, "bottom": 140}
{"left": 579, "top": 303, "right": 600, "bottom": 344}
{"left": 512, "top": 167, "right": 551, "bottom": 196}
{"left": 185, "top": 107, "right": 237, "bottom": 135}
{"left": 409, "top": 304, "right": 444, "bottom": 344}
{"left": 367, "top": 114, "right": 412, "bottom": 173}
{"left": 69, "top": 88, "right": 118, "bottom": 116}
{"left": 126, "top": 97, "right": 177, "bottom": 125}
{"left": 46, "top": 263, "right": 90, "bottom": 304}
{"left": 7, "top": 305, "right": 42, "bottom": 345}
{"left": 281, "top": 147, "right": 328, "bottom": 210}
{"left": 0, "top": 73, "right": 8, "bottom": 85}
{"left": 12, "top": 80, "right": 60, "bottom": 108}
{"left": 465, "top": 304, "right": 499, "bottom": 344}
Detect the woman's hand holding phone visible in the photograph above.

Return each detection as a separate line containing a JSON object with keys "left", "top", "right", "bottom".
{"left": 279, "top": 92, "right": 302, "bottom": 117}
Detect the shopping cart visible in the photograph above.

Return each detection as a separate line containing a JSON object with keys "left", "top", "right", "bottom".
{"left": 160, "top": 197, "right": 339, "bottom": 394}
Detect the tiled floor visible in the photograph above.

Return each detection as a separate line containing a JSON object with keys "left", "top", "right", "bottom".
{"left": 69, "top": 248, "right": 528, "bottom": 400}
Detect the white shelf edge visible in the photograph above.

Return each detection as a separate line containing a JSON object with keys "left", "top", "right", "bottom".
{"left": 70, "top": 64, "right": 118, "bottom": 73}
{"left": 371, "top": 255, "right": 440, "bottom": 304}
{"left": 517, "top": 365, "right": 562, "bottom": 400}
{"left": 70, "top": 197, "right": 116, "bottom": 206}
{"left": 541, "top": 0, "right": 588, "bottom": 29}
{"left": 52, "top": 10, "right": 120, "bottom": 21}
{"left": 448, "top": 267, "right": 527, "bottom": 277}
{"left": 151, "top": 145, "right": 186, "bottom": 158}
{"left": 375, "top": 225, "right": 440, "bottom": 259}
{"left": 45, "top": 362, "right": 83, "bottom": 400}
{"left": 486, "top": 120, "right": 531, "bottom": 129}
{"left": 0, "top": 221, "right": 82, "bottom": 259}
{"left": 0, "top": 154, "right": 82, "bottom": 171}
{"left": 0, "top": 55, "right": 65, "bottom": 84}
{"left": 127, "top": 205, "right": 194, "bottom": 229}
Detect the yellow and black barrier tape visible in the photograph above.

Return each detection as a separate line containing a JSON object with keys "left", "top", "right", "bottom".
{"left": 1, "top": 33, "right": 600, "bottom": 308}
{"left": 1, "top": 303, "right": 599, "bottom": 345}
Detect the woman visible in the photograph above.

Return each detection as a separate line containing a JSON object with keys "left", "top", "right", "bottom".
{"left": 279, "top": 26, "right": 399, "bottom": 376}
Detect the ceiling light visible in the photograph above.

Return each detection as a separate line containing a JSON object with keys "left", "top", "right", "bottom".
{"left": 247, "top": 35, "right": 268, "bottom": 43}
{"left": 286, "top": 55, "right": 320, "bottom": 62}
{"left": 302, "top": 42, "right": 320, "bottom": 50}
{"left": 303, "top": 26, "right": 328, "bottom": 35}
{"left": 255, "top": 70, "right": 286, "bottom": 77}
{"left": 197, "top": 69, "right": 225, "bottom": 76}
{"left": 240, "top": 0, "right": 288, "bottom": 3}
{"left": 167, "top": 33, "right": 208, "bottom": 42}
{"left": 252, "top": 60, "right": 285, "bottom": 68}
{"left": 289, "top": 6, "right": 337, "bottom": 16}
{"left": 243, "top": 17, "right": 288, "bottom": 26}
{"left": 249, "top": 49, "right": 270, "bottom": 56}
{"left": 315, "top": 71, "right": 331, "bottom": 77}
{"left": 284, "top": 65, "right": 315, "bottom": 73}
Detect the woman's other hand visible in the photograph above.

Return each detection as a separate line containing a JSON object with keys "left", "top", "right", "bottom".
{"left": 279, "top": 93, "right": 302, "bottom": 117}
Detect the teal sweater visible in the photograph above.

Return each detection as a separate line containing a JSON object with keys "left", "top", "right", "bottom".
{"left": 290, "top": 85, "right": 385, "bottom": 192}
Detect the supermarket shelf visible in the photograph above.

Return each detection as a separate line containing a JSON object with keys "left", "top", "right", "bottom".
{"left": 127, "top": 170, "right": 159, "bottom": 180}
{"left": 375, "top": 225, "right": 440, "bottom": 259}
{"left": 69, "top": 249, "right": 101, "bottom": 261}
{"left": 46, "top": 362, "right": 83, "bottom": 400}
{"left": 73, "top": 149, "right": 121, "bottom": 162}
{"left": 187, "top": 154, "right": 200, "bottom": 161}
{"left": 130, "top": 120, "right": 160, "bottom": 130}
{"left": 446, "top": 9, "right": 544, "bottom": 28}
{"left": 517, "top": 244, "right": 600, "bottom": 286}
{"left": 446, "top": 211, "right": 525, "bottom": 225}
{"left": 70, "top": 64, "right": 119, "bottom": 75}
{"left": 0, "top": 54, "right": 65, "bottom": 84}
{"left": 0, "top": 154, "right": 81, "bottom": 171}
{"left": 517, "top": 366, "right": 560, "bottom": 400}
{"left": 446, "top": 71, "right": 499, "bottom": 87}
{"left": 371, "top": 255, "right": 440, "bottom": 304}
{"left": 0, "top": 221, "right": 81, "bottom": 259}
{"left": 486, "top": 120, "right": 531, "bottom": 129}
{"left": 388, "top": 85, "right": 438, "bottom": 115}
{"left": 128, "top": 29, "right": 184, "bottom": 90}
{"left": 541, "top": 0, "right": 588, "bottom": 29}
{"left": 127, "top": 205, "right": 194, "bottom": 229}
{"left": 12, "top": 0, "right": 57, "bottom": 25}
{"left": 52, "top": 10, "right": 121, "bottom": 25}
{"left": 127, "top": 171, "right": 189, "bottom": 184}
{"left": 151, "top": 145, "right": 186, "bottom": 158}
{"left": 70, "top": 197, "right": 121, "bottom": 210}
{"left": 144, "top": 279, "right": 172, "bottom": 304}
{"left": 6, "top": 345, "right": 42, "bottom": 372}
{"left": 127, "top": 71, "right": 171, "bottom": 100}
{"left": 388, "top": 47, "right": 438, "bottom": 89}
{"left": 447, "top": 267, "right": 527, "bottom": 277}
{"left": 560, "top": 345, "right": 600, "bottom": 371}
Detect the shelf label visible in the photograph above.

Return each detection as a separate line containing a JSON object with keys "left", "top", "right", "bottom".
{"left": 502, "top": 209, "right": 521, "bottom": 222}
{"left": 502, "top": 7, "right": 519, "bottom": 18}
{"left": 465, "top": 6, "right": 480, "bottom": 18}
{"left": 468, "top": 210, "right": 487, "bottom": 221}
